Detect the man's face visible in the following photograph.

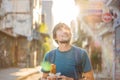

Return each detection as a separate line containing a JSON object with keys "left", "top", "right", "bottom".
{"left": 55, "top": 28, "right": 71, "bottom": 43}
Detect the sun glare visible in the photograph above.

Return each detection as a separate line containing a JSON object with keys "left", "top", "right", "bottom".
{"left": 52, "top": 0, "right": 79, "bottom": 26}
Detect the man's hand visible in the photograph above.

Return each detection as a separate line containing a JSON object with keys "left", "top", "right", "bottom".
{"left": 58, "top": 76, "right": 73, "bottom": 80}
{"left": 82, "top": 70, "right": 94, "bottom": 80}
{"left": 47, "top": 75, "right": 73, "bottom": 80}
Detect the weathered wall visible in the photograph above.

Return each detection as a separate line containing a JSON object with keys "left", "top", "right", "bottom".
{"left": 0, "top": 0, "right": 32, "bottom": 36}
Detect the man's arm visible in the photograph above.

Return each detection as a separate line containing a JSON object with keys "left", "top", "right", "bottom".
{"left": 41, "top": 72, "right": 49, "bottom": 79}
{"left": 82, "top": 70, "right": 94, "bottom": 80}
{"left": 41, "top": 72, "right": 74, "bottom": 80}
{"left": 80, "top": 50, "right": 94, "bottom": 80}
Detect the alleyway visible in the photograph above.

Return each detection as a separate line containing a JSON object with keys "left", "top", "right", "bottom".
{"left": 0, "top": 0, "right": 120, "bottom": 80}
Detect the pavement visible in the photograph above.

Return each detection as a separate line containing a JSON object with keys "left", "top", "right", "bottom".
{"left": 0, "top": 66, "right": 113, "bottom": 80}
{"left": 0, "top": 66, "right": 41, "bottom": 80}
{"left": 94, "top": 72, "right": 112, "bottom": 80}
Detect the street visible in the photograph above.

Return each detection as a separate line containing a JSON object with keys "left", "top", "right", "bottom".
{"left": 21, "top": 72, "right": 112, "bottom": 80}
{"left": 22, "top": 72, "right": 41, "bottom": 80}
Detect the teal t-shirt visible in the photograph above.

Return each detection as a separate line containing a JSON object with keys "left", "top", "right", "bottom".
{"left": 43, "top": 46, "right": 92, "bottom": 79}
{"left": 55, "top": 47, "right": 76, "bottom": 78}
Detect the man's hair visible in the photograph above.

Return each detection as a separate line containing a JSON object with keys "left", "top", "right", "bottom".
{"left": 52, "top": 23, "right": 72, "bottom": 43}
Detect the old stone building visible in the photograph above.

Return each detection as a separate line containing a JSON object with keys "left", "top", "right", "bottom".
{"left": 0, "top": 0, "right": 49, "bottom": 68}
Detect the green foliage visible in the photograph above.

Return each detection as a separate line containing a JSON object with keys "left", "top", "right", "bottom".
{"left": 41, "top": 61, "right": 51, "bottom": 71}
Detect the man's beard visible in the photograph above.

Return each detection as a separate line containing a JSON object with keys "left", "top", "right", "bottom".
{"left": 59, "top": 40, "right": 70, "bottom": 43}
{"left": 59, "top": 36, "right": 71, "bottom": 43}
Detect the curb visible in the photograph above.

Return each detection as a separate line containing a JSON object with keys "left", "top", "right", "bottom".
{"left": 17, "top": 71, "right": 39, "bottom": 80}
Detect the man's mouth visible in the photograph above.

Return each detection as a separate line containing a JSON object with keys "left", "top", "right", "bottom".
{"left": 59, "top": 40, "right": 70, "bottom": 43}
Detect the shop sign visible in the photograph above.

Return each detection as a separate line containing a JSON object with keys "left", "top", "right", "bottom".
{"left": 102, "top": 13, "right": 112, "bottom": 23}
{"left": 79, "top": 1, "right": 103, "bottom": 15}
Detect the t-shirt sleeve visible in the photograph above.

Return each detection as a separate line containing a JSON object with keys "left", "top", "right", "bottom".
{"left": 82, "top": 50, "right": 92, "bottom": 72}
{"left": 43, "top": 52, "right": 49, "bottom": 62}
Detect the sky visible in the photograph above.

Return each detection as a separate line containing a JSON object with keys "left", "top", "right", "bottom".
{"left": 52, "top": 0, "right": 79, "bottom": 26}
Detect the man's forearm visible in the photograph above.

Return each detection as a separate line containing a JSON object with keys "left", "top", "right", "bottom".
{"left": 41, "top": 73, "right": 49, "bottom": 79}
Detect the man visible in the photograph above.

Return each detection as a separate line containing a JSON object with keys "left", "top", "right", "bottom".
{"left": 41, "top": 23, "right": 94, "bottom": 80}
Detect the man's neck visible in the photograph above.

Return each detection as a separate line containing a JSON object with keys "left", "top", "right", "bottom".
{"left": 58, "top": 43, "right": 72, "bottom": 52}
